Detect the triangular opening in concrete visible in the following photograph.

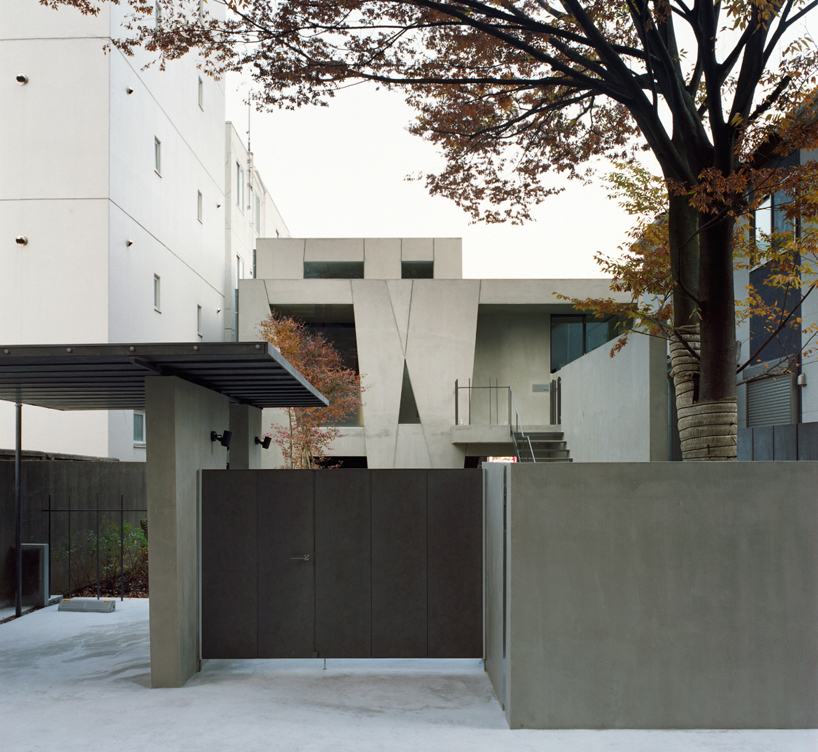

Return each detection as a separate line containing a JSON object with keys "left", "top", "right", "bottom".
{"left": 398, "top": 362, "right": 420, "bottom": 424}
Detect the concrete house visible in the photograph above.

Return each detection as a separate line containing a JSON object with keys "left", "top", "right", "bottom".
{"left": 238, "top": 237, "right": 641, "bottom": 468}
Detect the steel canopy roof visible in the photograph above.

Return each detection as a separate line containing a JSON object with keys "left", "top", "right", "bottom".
{"left": 0, "top": 342, "right": 328, "bottom": 411}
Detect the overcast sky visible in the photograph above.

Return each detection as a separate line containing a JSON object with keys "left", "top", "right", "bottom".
{"left": 225, "top": 78, "right": 635, "bottom": 280}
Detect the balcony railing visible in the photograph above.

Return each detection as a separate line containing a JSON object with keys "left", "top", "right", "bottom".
{"left": 454, "top": 379, "right": 537, "bottom": 462}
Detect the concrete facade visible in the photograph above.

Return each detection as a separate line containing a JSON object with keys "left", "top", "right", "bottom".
{"left": 145, "top": 376, "right": 230, "bottom": 688}
{"left": 485, "top": 461, "right": 818, "bottom": 729}
{"left": 240, "top": 239, "right": 630, "bottom": 468}
{"left": 227, "top": 404, "right": 263, "bottom": 470}
{"left": 557, "top": 334, "right": 669, "bottom": 461}
{"left": 0, "top": 1, "right": 288, "bottom": 461}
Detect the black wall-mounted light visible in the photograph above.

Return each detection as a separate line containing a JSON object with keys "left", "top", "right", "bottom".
{"left": 211, "top": 430, "right": 232, "bottom": 449}
{"left": 255, "top": 436, "right": 272, "bottom": 449}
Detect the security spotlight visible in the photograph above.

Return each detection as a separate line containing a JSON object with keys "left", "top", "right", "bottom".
{"left": 15, "top": 236, "right": 28, "bottom": 246}
{"left": 255, "top": 436, "right": 272, "bottom": 449}
{"left": 126, "top": 239, "right": 134, "bottom": 247}
{"left": 16, "top": 74, "right": 28, "bottom": 85}
{"left": 126, "top": 87, "right": 134, "bottom": 94}
{"left": 211, "top": 430, "right": 232, "bottom": 449}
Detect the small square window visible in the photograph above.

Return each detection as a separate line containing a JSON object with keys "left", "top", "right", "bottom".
{"left": 197, "top": 76, "right": 203, "bottom": 109}
{"left": 133, "top": 411, "right": 145, "bottom": 445}
{"left": 197, "top": 190, "right": 203, "bottom": 222}
{"left": 197, "top": 304, "right": 203, "bottom": 337}
{"left": 153, "top": 274, "right": 161, "bottom": 311}
{"left": 154, "top": 137, "right": 161, "bottom": 175}
{"left": 401, "top": 260, "right": 434, "bottom": 279}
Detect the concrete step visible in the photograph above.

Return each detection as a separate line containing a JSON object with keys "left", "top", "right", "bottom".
{"left": 514, "top": 431, "right": 564, "bottom": 441}
{"left": 518, "top": 456, "right": 573, "bottom": 463}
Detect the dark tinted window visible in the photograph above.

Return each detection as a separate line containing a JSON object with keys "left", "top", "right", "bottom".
{"left": 304, "top": 261, "right": 364, "bottom": 279}
{"left": 401, "top": 261, "right": 434, "bottom": 279}
{"left": 551, "top": 314, "right": 620, "bottom": 372}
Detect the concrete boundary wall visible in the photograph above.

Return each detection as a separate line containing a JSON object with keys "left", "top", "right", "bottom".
{"left": 557, "top": 335, "right": 668, "bottom": 461}
{"left": 484, "top": 461, "right": 818, "bottom": 729}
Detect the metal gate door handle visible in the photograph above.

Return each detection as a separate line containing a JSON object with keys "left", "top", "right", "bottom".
{"left": 290, "top": 554, "right": 310, "bottom": 561}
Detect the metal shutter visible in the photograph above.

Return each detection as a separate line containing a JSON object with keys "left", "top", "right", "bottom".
{"left": 747, "top": 375, "right": 794, "bottom": 427}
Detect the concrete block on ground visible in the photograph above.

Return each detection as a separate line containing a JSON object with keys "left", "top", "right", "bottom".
{"left": 59, "top": 598, "right": 116, "bottom": 613}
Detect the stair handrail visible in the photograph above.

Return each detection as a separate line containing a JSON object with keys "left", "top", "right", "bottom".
{"left": 508, "top": 387, "right": 536, "bottom": 464}
{"left": 453, "top": 381, "right": 536, "bottom": 463}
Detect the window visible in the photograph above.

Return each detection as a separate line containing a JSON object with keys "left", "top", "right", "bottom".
{"left": 153, "top": 274, "right": 161, "bottom": 311}
{"left": 401, "top": 260, "right": 434, "bottom": 279}
{"left": 747, "top": 374, "right": 796, "bottom": 427}
{"left": 197, "top": 190, "right": 203, "bottom": 222}
{"left": 133, "top": 411, "right": 145, "bottom": 445}
{"left": 235, "top": 162, "right": 244, "bottom": 209}
{"left": 154, "top": 137, "right": 161, "bottom": 175}
{"left": 197, "top": 76, "right": 203, "bottom": 109}
{"left": 753, "top": 196, "right": 773, "bottom": 258}
{"left": 550, "top": 314, "right": 620, "bottom": 372}
{"left": 237, "top": 255, "right": 244, "bottom": 282}
{"left": 254, "top": 191, "right": 261, "bottom": 230}
{"left": 303, "top": 261, "right": 364, "bottom": 279}
{"left": 197, "top": 304, "right": 202, "bottom": 337}
{"left": 154, "top": 1, "right": 162, "bottom": 26}
{"left": 248, "top": 185, "right": 254, "bottom": 220}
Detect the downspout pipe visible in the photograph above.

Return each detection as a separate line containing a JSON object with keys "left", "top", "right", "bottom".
{"left": 15, "top": 402, "right": 22, "bottom": 617}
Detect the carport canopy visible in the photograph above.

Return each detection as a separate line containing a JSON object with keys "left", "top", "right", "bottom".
{"left": 0, "top": 341, "right": 328, "bottom": 410}
{"left": 1, "top": 341, "right": 327, "bottom": 620}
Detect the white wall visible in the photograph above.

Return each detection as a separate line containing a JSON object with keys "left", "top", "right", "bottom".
{"left": 798, "top": 149, "right": 818, "bottom": 424}
{"left": 224, "top": 124, "right": 290, "bottom": 341}
{"left": 557, "top": 334, "right": 668, "bottom": 461}
{"left": 471, "top": 309, "right": 552, "bottom": 426}
{"left": 0, "top": 1, "right": 285, "bottom": 460}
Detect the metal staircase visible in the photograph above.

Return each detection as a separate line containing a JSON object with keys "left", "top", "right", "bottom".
{"left": 454, "top": 379, "right": 572, "bottom": 463}
{"left": 512, "top": 430, "right": 572, "bottom": 463}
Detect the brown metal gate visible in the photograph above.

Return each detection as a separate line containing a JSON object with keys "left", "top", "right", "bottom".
{"left": 201, "top": 469, "right": 482, "bottom": 659}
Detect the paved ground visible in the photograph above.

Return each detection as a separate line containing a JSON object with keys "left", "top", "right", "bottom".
{"left": 1, "top": 599, "right": 815, "bottom": 752}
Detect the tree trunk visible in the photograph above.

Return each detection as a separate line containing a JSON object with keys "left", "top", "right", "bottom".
{"left": 668, "top": 193, "right": 700, "bottom": 329}
{"left": 680, "top": 212, "right": 737, "bottom": 460}
{"left": 666, "top": 200, "right": 737, "bottom": 460}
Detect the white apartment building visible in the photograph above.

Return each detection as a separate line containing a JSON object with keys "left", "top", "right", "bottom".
{"left": 0, "top": 0, "right": 288, "bottom": 460}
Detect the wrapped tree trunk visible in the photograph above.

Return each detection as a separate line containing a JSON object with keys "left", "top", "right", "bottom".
{"left": 667, "top": 195, "right": 737, "bottom": 461}
{"left": 670, "top": 326, "right": 738, "bottom": 460}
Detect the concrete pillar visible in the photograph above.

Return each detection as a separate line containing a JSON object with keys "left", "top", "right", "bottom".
{"left": 146, "top": 376, "right": 230, "bottom": 688}
{"left": 229, "top": 403, "right": 263, "bottom": 469}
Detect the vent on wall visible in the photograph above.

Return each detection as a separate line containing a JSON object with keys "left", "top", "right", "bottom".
{"left": 747, "top": 374, "right": 795, "bottom": 427}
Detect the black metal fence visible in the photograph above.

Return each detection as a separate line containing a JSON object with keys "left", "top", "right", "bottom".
{"left": 42, "top": 495, "right": 147, "bottom": 601}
